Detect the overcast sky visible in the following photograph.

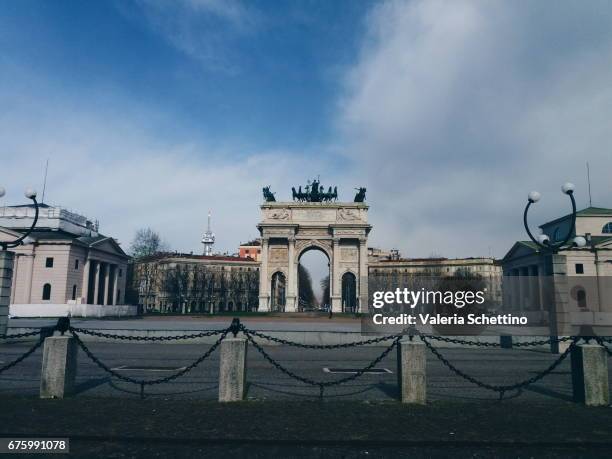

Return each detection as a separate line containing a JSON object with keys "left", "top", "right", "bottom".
{"left": 1, "top": 0, "right": 611, "bottom": 262}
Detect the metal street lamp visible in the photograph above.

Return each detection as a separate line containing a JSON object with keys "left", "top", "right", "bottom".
{"left": 523, "top": 182, "right": 587, "bottom": 253}
{"left": 0, "top": 186, "right": 39, "bottom": 250}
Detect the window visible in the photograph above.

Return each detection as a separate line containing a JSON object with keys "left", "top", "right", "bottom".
{"left": 74, "top": 259, "right": 79, "bottom": 270}
{"left": 603, "top": 222, "right": 612, "bottom": 234}
{"left": 72, "top": 285, "right": 77, "bottom": 300}
{"left": 42, "top": 283, "right": 52, "bottom": 300}
{"left": 119, "top": 268, "right": 123, "bottom": 277}
{"left": 575, "top": 263, "right": 584, "bottom": 274}
{"left": 117, "top": 289, "right": 121, "bottom": 303}
{"left": 553, "top": 228, "right": 561, "bottom": 242}
{"left": 45, "top": 257, "right": 54, "bottom": 268}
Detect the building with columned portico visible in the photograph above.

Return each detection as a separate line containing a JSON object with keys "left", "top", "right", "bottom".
{"left": 0, "top": 204, "right": 130, "bottom": 317}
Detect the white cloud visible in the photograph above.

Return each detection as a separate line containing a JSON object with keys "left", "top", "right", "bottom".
{"left": 338, "top": 0, "right": 612, "bottom": 258}
{"left": 0, "top": 83, "right": 313, "bottom": 255}
{"left": 122, "top": 0, "right": 260, "bottom": 73}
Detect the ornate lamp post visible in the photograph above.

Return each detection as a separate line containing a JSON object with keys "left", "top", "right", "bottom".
{"left": 0, "top": 186, "right": 39, "bottom": 336}
{"left": 523, "top": 182, "right": 586, "bottom": 253}
{"left": 521, "top": 182, "right": 590, "bottom": 352}
{"left": 0, "top": 186, "right": 40, "bottom": 251}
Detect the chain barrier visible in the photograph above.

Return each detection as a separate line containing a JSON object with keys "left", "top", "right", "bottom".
{"left": 242, "top": 326, "right": 400, "bottom": 397}
{"left": 0, "top": 329, "right": 44, "bottom": 375}
{"left": 70, "top": 327, "right": 229, "bottom": 398}
{"left": 3, "top": 316, "right": 612, "bottom": 400}
{"left": 420, "top": 335, "right": 579, "bottom": 399}
{"left": 424, "top": 334, "right": 575, "bottom": 348}
{"left": 0, "top": 329, "right": 43, "bottom": 340}
{"left": 69, "top": 327, "right": 224, "bottom": 342}
{"left": 241, "top": 327, "right": 402, "bottom": 349}
{"left": 594, "top": 337, "right": 612, "bottom": 357}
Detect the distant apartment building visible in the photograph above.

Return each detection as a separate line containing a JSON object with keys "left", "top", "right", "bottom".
{"left": 0, "top": 204, "right": 130, "bottom": 317}
{"left": 130, "top": 252, "right": 259, "bottom": 313}
{"left": 238, "top": 239, "right": 262, "bottom": 261}
{"left": 368, "top": 253, "right": 503, "bottom": 305}
{"left": 501, "top": 207, "right": 612, "bottom": 331}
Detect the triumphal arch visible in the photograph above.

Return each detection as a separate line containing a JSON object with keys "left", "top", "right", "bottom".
{"left": 258, "top": 180, "right": 371, "bottom": 313}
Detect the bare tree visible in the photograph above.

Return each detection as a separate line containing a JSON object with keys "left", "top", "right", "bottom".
{"left": 298, "top": 264, "right": 316, "bottom": 310}
{"left": 130, "top": 228, "right": 169, "bottom": 259}
{"left": 163, "top": 264, "right": 189, "bottom": 313}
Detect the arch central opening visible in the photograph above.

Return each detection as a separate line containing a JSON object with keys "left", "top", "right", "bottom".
{"left": 298, "top": 247, "right": 330, "bottom": 312}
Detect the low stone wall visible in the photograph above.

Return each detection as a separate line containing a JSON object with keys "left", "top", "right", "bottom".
{"left": 9, "top": 304, "right": 138, "bottom": 318}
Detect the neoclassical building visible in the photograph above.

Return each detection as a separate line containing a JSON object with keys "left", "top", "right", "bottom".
{"left": 0, "top": 204, "right": 130, "bottom": 316}
{"left": 129, "top": 253, "right": 259, "bottom": 313}
{"left": 501, "top": 207, "right": 612, "bottom": 334}
{"left": 369, "top": 254, "right": 503, "bottom": 306}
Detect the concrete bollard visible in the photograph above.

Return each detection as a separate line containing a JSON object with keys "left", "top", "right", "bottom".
{"left": 397, "top": 339, "right": 426, "bottom": 404}
{"left": 40, "top": 335, "right": 78, "bottom": 399}
{"left": 571, "top": 344, "right": 609, "bottom": 406}
{"left": 219, "top": 337, "right": 247, "bottom": 402}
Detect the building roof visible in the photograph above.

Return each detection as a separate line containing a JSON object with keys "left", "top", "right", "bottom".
{"left": 240, "top": 239, "right": 261, "bottom": 246}
{"left": 137, "top": 252, "right": 258, "bottom": 263}
{"left": 502, "top": 236, "right": 612, "bottom": 262}
{"left": 375, "top": 257, "right": 498, "bottom": 264}
{"left": 10, "top": 228, "right": 128, "bottom": 258}
{"left": 541, "top": 206, "right": 612, "bottom": 227}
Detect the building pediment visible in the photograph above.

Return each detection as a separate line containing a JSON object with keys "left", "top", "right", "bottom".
{"left": 502, "top": 241, "right": 538, "bottom": 262}
{"left": 86, "top": 237, "right": 129, "bottom": 258}
{"left": 0, "top": 226, "right": 24, "bottom": 242}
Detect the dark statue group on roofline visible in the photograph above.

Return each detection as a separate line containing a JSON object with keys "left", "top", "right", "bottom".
{"left": 262, "top": 179, "right": 366, "bottom": 203}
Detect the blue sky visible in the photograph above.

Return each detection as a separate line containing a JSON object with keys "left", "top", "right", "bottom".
{"left": 1, "top": 0, "right": 611, "bottom": 268}
{"left": 2, "top": 1, "right": 370, "bottom": 152}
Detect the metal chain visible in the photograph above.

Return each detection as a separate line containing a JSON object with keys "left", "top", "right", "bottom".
{"left": 424, "top": 335, "right": 575, "bottom": 348}
{"left": 424, "top": 335, "right": 501, "bottom": 347}
{"left": 0, "top": 329, "right": 43, "bottom": 340}
{"left": 70, "top": 328, "right": 228, "bottom": 386}
{"left": 69, "top": 327, "right": 224, "bottom": 342}
{"left": 420, "top": 335, "right": 578, "bottom": 398}
{"left": 0, "top": 338, "right": 44, "bottom": 375}
{"left": 243, "top": 329, "right": 399, "bottom": 396}
{"left": 594, "top": 337, "right": 612, "bottom": 357}
{"left": 242, "top": 327, "right": 401, "bottom": 349}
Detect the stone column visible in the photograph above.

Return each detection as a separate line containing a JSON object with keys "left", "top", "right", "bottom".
{"left": 92, "top": 261, "right": 100, "bottom": 305}
{"left": 103, "top": 263, "right": 111, "bottom": 305}
{"left": 286, "top": 237, "right": 297, "bottom": 312}
{"left": 571, "top": 344, "right": 609, "bottom": 406}
{"left": 82, "top": 259, "right": 91, "bottom": 304}
{"left": 9, "top": 253, "right": 18, "bottom": 304}
{"left": 0, "top": 251, "right": 15, "bottom": 337}
{"left": 397, "top": 339, "right": 426, "bottom": 404}
{"left": 331, "top": 237, "right": 342, "bottom": 312}
{"left": 25, "top": 253, "right": 34, "bottom": 303}
{"left": 112, "top": 265, "right": 119, "bottom": 305}
{"left": 40, "top": 335, "right": 78, "bottom": 399}
{"left": 258, "top": 239, "right": 270, "bottom": 312}
{"left": 218, "top": 337, "right": 247, "bottom": 402}
{"left": 358, "top": 237, "right": 368, "bottom": 313}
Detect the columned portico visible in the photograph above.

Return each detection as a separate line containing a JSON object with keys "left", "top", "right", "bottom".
{"left": 258, "top": 201, "right": 371, "bottom": 313}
